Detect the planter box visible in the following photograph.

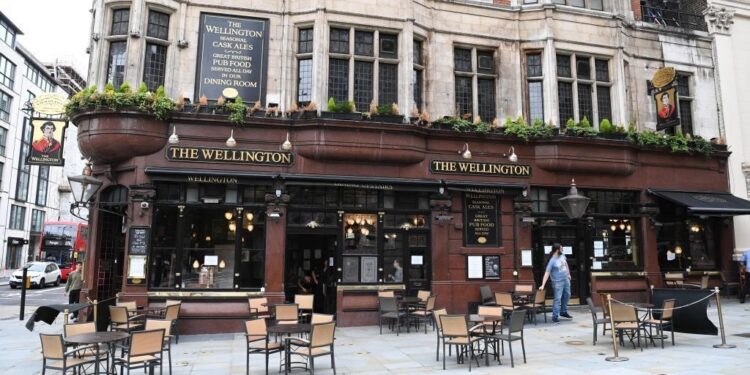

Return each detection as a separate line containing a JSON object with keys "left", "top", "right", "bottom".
{"left": 320, "top": 112, "right": 362, "bottom": 121}
{"left": 598, "top": 133, "right": 628, "bottom": 140}
{"left": 368, "top": 115, "right": 404, "bottom": 124}
{"left": 290, "top": 110, "right": 318, "bottom": 120}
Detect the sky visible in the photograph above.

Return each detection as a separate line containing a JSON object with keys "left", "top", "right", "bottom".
{"left": 3, "top": 0, "right": 91, "bottom": 77}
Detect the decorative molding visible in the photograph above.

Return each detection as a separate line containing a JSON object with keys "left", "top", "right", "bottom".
{"left": 704, "top": 5, "right": 735, "bottom": 35}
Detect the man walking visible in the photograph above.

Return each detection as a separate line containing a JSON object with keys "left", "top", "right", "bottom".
{"left": 539, "top": 243, "right": 573, "bottom": 323}
{"left": 65, "top": 264, "right": 82, "bottom": 304}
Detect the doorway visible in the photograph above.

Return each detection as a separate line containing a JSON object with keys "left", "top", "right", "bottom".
{"left": 532, "top": 218, "right": 590, "bottom": 303}
{"left": 285, "top": 234, "right": 337, "bottom": 314}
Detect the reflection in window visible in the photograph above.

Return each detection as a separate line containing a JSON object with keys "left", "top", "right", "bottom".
{"left": 342, "top": 214, "right": 378, "bottom": 284}
{"left": 591, "top": 218, "right": 640, "bottom": 270}
{"left": 150, "top": 206, "right": 178, "bottom": 288}
{"left": 107, "top": 41, "right": 127, "bottom": 88}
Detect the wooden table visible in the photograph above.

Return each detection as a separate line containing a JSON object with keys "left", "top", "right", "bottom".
{"left": 268, "top": 323, "right": 311, "bottom": 374}
{"left": 66, "top": 331, "right": 129, "bottom": 375}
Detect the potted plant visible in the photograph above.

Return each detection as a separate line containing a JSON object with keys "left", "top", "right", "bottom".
{"left": 321, "top": 98, "right": 359, "bottom": 120}
{"left": 288, "top": 101, "right": 318, "bottom": 120}
{"left": 214, "top": 95, "right": 227, "bottom": 114}
{"left": 597, "top": 119, "right": 625, "bottom": 140}
{"left": 249, "top": 100, "right": 265, "bottom": 118}
{"left": 265, "top": 105, "right": 281, "bottom": 118}
{"left": 226, "top": 95, "right": 247, "bottom": 125}
{"left": 366, "top": 101, "right": 403, "bottom": 124}
{"left": 415, "top": 111, "right": 432, "bottom": 128}
{"left": 564, "top": 116, "right": 599, "bottom": 137}
{"left": 409, "top": 106, "right": 420, "bottom": 124}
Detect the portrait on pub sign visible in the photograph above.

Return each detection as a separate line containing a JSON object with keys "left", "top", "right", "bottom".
{"left": 654, "top": 87, "right": 679, "bottom": 130}
{"left": 27, "top": 119, "right": 67, "bottom": 166}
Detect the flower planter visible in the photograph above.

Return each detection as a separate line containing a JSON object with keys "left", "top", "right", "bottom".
{"left": 320, "top": 112, "right": 362, "bottom": 121}
{"left": 290, "top": 110, "right": 319, "bottom": 120}
{"left": 368, "top": 115, "right": 404, "bottom": 124}
{"left": 598, "top": 133, "right": 628, "bottom": 141}
{"left": 251, "top": 111, "right": 267, "bottom": 118}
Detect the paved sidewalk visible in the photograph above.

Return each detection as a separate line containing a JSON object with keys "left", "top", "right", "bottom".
{"left": 0, "top": 300, "right": 748, "bottom": 374}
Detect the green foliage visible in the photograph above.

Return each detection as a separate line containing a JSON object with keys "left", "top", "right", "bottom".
{"left": 690, "top": 136, "right": 713, "bottom": 156}
{"left": 138, "top": 82, "right": 148, "bottom": 93}
{"left": 579, "top": 116, "right": 591, "bottom": 128}
{"left": 503, "top": 116, "right": 554, "bottom": 141}
{"left": 118, "top": 82, "right": 132, "bottom": 94}
{"left": 64, "top": 83, "right": 175, "bottom": 121}
{"left": 565, "top": 117, "right": 599, "bottom": 137}
{"left": 634, "top": 130, "right": 667, "bottom": 148}
{"left": 668, "top": 130, "right": 689, "bottom": 153}
{"left": 599, "top": 119, "right": 614, "bottom": 133}
{"left": 226, "top": 95, "right": 246, "bottom": 125}
{"left": 376, "top": 104, "right": 391, "bottom": 116}
{"left": 104, "top": 83, "right": 115, "bottom": 93}
{"left": 565, "top": 118, "right": 576, "bottom": 129}
{"left": 326, "top": 98, "right": 355, "bottom": 113}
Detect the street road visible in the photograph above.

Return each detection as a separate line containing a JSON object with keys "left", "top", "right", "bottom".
{"left": 0, "top": 284, "right": 67, "bottom": 306}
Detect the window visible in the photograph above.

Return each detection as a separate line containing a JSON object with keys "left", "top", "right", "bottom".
{"left": 454, "top": 47, "right": 497, "bottom": 121}
{"left": 146, "top": 11, "right": 169, "bottom": 39}
{"left": 0, "top": 18, "right": 16, "bottom": 47}
{"left": 24, "top": 63, "right": 53, "bottom": 92}
{"left": 36, "top": 166, "right": 49, "bottom": 206}
{"left": 15, "top": 118, "right": 32, "bottom": 201}
{"left": 296, "top": 28, "right": 314, "bottom": 104}
{"left": 554, "top": 0, "right": 603, "bottom": 10}
{"left": 111, "top": 8, "right": 130, "bottom": 35}
{"left": 143, "top": 43, "right": 167, "bottom": 91}
{"left": 0, "top": 90, "right": 11, "bottom": 122}
{"left": 327, "top": 27, "right": 400, "bottom": 110}
{"left": 526, "top": 53, "right": 544, "bottom": 123}
{"left": 107, "top": 41, "right": 127, "bottom": 88}
{"left": 0, "top": 54, "right": 15, "bottom": 90}
{"left": 0, "top": 162, "right": 4, "bottom": 187}
{"left": 9, "top": 205, "right": 25, "bottom": 230}
{"left": 0, "top": 126, "right": 6, "bottom": 155}
{"left": 412, "top": 39, "right": 424, "bottom": 111}
{"left": 676, "top": 73, "right": 694, "bottom": 136}
{"left": 557, "top": 54, "right": 611, "bottom": 126}
{"left": 31, "top": 209, "right": 45, "bottom": 233}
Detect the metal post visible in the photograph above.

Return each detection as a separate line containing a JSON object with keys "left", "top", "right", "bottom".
{"left": 605, "top": 294, "right": 628, "bottom": 362}
{"left": 19, "top": 266, "right": 28, "bottom": 320}
{"left": 93, "top": 299, "right": 98, "bottom": 327}
{"left": 64, "top": 308, "right": 69, "bottom": 325}
{"left": 712, "top": 287, "right": 736, "bottom": 349}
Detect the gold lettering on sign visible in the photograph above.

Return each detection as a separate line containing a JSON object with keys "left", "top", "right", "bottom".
{"left": 166, "top": 146, "right": 293, "bottom": 166}
{"left": 430, "top": 160, "right": 531, "bottom": 177}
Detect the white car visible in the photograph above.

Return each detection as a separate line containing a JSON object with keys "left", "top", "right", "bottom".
{"left": 9, "top": 262, "right": 61, "bottom": 289}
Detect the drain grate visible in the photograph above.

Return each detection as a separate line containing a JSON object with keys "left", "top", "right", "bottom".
{"left": 565, "top": 340, "right": 585, "bottom": 346}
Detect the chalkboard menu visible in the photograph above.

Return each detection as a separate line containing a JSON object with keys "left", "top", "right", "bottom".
{"left": 484, "top": 255, "right": 501, "bottom": 279}
{"left": 464, "top": 193, "right": 499, "bottom": 247}
{"left": 128, "top": 227, "right": 150, "bottom": 256}
{"left": 195, "top": 13, "right": 269, "bottom": 104}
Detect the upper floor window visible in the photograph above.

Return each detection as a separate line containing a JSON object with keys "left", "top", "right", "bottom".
{"left": 0, "top": 126, "right": 6, "bottom": 155}
{"left": 557, "top": 53, "right": 611, "bottom": 127}
{"left": 36, "top": 165, "right": 49, "bottom": 206}
{"left": 111, "top": 8, "right": 130, "bottom": 35}
{"left": 0, "top": 55, "right": 15, "bottom": 90}
{"left": 454, "top": 47, "right": 497, "bottom": 122}
{"left": 412, "top": 39, "right": 424, "bottom": 111}
{"left": 525, "top": 52, "right": 544, "bottom": 123}
{"left": 676, "top": 73, "right": 694, "bottom": 136}
{"left": 0, "top": 19, "right": 16, "bottom": 47}
{"left": 24, "top": 63, "right": 53, "bottom": 92}
{"left": 15, "top": 118, "right": 32, "bottom": 201}
{"left": 554, "top": 0, "right": 603, "bottom": 10}
{"left": 143, "top": 10, "right": 170, "bottom": 91}
{"left": 107, "top": 8, "right": 130, "bottom": 88}
{"left": 8, "top": 205, "right": 25, "bottom": 230}
{"left": 31, "top": 209, "right": 45, "bottom": 233}
{"left": 146, "top": 11, "right": 170, "bottom": 39}
{"left": 0, "top": 90, "right": 11, "bottom": 122}
{"left": 296, "top": 27, "right": 314, "bottom": 104}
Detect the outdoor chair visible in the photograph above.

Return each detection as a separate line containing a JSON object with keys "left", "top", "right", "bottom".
{"left": 432, "top": 308, "right": 447, "bottom": 361}
{"left": 599, "top": 294, "right": 611, "bottom": 322}
{"left": 513, "top": 284, "right": 535, "bottom": 304}
{"left": 472, "top": 306, "right": 503, "bottom": 334}
{"left": 63, "top": 321, "right": 98, "bottom": 356}
{"left": 417, "top": 290, "right": 431, "bottom": 302}
{"left": 409, "top": 295, "right": 437, "bottom": 333}
{"left": 275, "top": 304, "right": 299, "bottom": 325}
{"left": 40, "top": 333, "right": 104, "bottom": 375}
{"left": 109, "top": 305, "right": 143, "bottom": 333}
{"left": 494, "top": 292, "right": 522, "bottom": 315}
{"left": 524, "top": 290, "right": 547, "bottom": 325}
{"left": 611, "top": 303, "right": 643, "bottom": 351}
{"left": 245, "top": 318, "right": 283, "bottom": 375}
{"left": 479, "top": 285, "right": 494, "bottom": 305}
{"left": 117, "top": 301, "right": 141, "bottom": 319}
{"left": 145, "top": 319, "right": 174, "bottom": 374}
{"left": 497, "top": 309, "right": 527, "bottom": 368}
{"left": 113, "top": 329, "right": 165, "bottom": 375}
{"left": 439, "top": 314, "right": 482, "bottom": 371}
{"left": 165, "top": 299, "right": 182, "bottom": 306}
{"left": 295, "top": 294, "right": 314, "bottom": 323}
{"left": 377, "top": 290, "right": 395, "bottom": 298}
{"left": 248, "top": 297, "right": 272, "bottom": 319}
{"left": 164, "top": 302, "right": 182, "bottom": 344}
{"left": 285, "top": 321, "right": 337, "bottom": 375}
{"left": 641, "top": 298, "right": 676, "bottom": 348}
{"left": 586, "top": 297, "right": 609, "bottom": 345}
{"left": 378, "top": 297, "right": 405, "bottom": 335}
{"left": 311, "top": 313, "right": 334, "bottom": 324}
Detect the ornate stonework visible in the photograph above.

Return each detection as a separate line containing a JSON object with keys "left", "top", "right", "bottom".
{"left": 704, "top": 5, "right": 735, "bottom": 35}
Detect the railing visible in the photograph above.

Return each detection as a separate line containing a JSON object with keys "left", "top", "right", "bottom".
{"left": 641, "top": 5, "right": 707, "bottom": 32}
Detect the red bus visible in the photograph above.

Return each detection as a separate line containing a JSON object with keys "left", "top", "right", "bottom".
{"left": 39, "top": 221, "right": 88, "bottom": 282}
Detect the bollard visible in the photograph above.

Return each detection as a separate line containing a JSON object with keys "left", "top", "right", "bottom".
{"left": 712, "top": 287, "right": 736, "bottom": 349}
{"left": 63, "top": 308, "right": 69, "bottom": 325}
{"left": 19, "top": 266, "right": 29, "bottom": 321}
{"left": 605, "top": 294, "right": 628, "bottom": 362}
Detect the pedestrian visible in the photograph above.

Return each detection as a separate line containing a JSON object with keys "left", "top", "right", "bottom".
{"left": 65, "top": 264, "right": 82, "bottom": 305}
{"left": 740, "top": 249, "right": 750, "bottom": 303}
{"left": 539, "top": 243, "right": 573, "bottom": 323}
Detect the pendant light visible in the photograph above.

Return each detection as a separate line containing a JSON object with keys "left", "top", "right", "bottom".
{"left": 168, "top": 125, "right": 180, "bottom": 144}
{"left": 281, "top": 132, "right": 292, "bottom": 151}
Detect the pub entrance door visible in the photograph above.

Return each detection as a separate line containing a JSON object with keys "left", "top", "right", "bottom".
{"left": 285, "top": 234, "right": 337, "bottom": 314}
{"left": 532, "top": 218, "right": 591, "bottom": 304}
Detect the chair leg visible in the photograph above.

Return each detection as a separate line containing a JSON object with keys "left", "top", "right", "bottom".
{"left": 436, "top": 336, "right": 440, "bottom": 362}
{"left": 265, "top": 351, "right": 269, "bottom": 375}
{"left": 522, "top": 336, "right": 527, "bottom": 363}
{"left": 468, "top": 345, "right": 473, "bottom": 372}
{"left": 246, "top": 350, "right": 249, "bottom": 375}
{"left": 509, "top": 341, "right": 514, "bottom": 368}
{"left": 443, "top": 342, "right": 446, "bottom": 370}
{"left": 310, "top": 356, "right": 315, "bottom": 375}
{"left": 331, "top": 345, "right": 336, "bottom": 375}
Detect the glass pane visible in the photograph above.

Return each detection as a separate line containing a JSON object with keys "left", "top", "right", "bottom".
{"left": 143, "top": 43, "right": 167, "bottom": 91}
{"left": 556, "top": 54, "right": 571, "bottom": 77}
{"left": 558, "top": 81, "right": 574, "bottom": 126}
{"left": 238, "top": 209, "right": 264, "bottom": 288}
{"left": 297, "top": 58, "right": 313, "bottom": 103}
{"left": 455, "top": 76, "right": 473, "bottom": 117}
{"left": 454, "top": 48, "right": 472, "bottom": 72}
{"left": 589, "top": 0, "right": 603, "bottom": 10}
{"left": 328, "top": 58, "right": 349, "bottom": 103}
{"left": 413, "top": 40, "right": 422, "bottom": 65}
{"left": 146, "top": 11, "right": 169, "bottom": 39}
{"left": 570, "top": 0, "right": 585, "bottom": 7}
{"left": 595, "top": 59, "right": 609, "bottom": 82}
{"left": 412, "top": 69, "right": 423, "bottom": 111}
{"left": 592, "top": 218, "right": 639, "bottom": 270}
{"left": 596, "top": 85, "right": 611, "bottom": 123}
{"left": 527, "top": 53, "right": 543, "bottom": 77}
{"left": 680, "top": 100, "right": 693, "bottom": 135}
{"left": 343, "top": 214, "right": 378, "bottom": 255}
{"left": 354, "top": 30, "right": 374, "bottom": 56}
{"left": 384, "top": 232, "right": 403, "bottom": 283}
{"left": 528, "top": 81, "right": 544, "bottom": 123}
{"left": 578, "top": 83, "right": 593, "bottom": 122}
{"left": 342, "top": 256, "right": 359, "bottom": 283}
{"left": 478, "top": 78, "right": 496, "bottom": 122}
{"left": 677, "top": 75, "right": 691, "bottom": 96}
{"left": 477, "top": 51, "right": 494, "bottom": 73}
{"left": 380, "top": 34, "right": 398, "bottom": 59}
{"left": 150, "top": 206, "right": 178, "bottom": 288}
{"left": 181, "top": 208, "right": 236, "bottom": 289}
{"left": 353, "top": 61, "right": 373, "bottom": 112}
{"left": 111, "top": 8, "right": 130, "bottom": 35}
{"left": 329, "top": 28, "right": 349, "bottom": 54}
{"left": 107, "top": 41, "right": 127, "bottom": 88}
{"left": 576, "top": 56, "right": 590, "bottom": 79}
{"left": 298, "top": 28, "right": 313, "bottom": 54}
{"left": 379, "top": 63, "right": 398, "bottom": 106}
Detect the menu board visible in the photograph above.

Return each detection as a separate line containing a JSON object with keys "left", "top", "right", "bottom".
{"left": 467, "top": 255, "right": 484, "bottom": 279}
{"left": 196, "top": 13, "right": 269, "bottom": 103}
{"left": 484, "top": 255, "right": 501, "bottom": 279}
{"left": 464, "top": 193, "right": 499, "bottom": 247}
{"left": 128, "top": 227, "right": 150, "bottom": 255}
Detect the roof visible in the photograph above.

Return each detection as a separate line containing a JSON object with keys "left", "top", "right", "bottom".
{"left": 0, "top": 11, "right": 24, "bottom": 35}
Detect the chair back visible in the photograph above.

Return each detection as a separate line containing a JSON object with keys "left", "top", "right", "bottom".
{"left": 514, "top": 284, "right": 534, "bottom": 294}
{"left": 165, "top": 299, "right": 182, "bottom": 306}
{"left": 40, "top": 334, "right": 65, "bottom": 360}
{"left": 129, "top": 329, "right": 165, "bottom": 357}
{"left": 494, "top": 292, "right": 514, "bottom": 308}
{"left": 378, "top": 297, "right": 398, "bottom": 313}
{"left": 610, "top": 303, "right": 638, "bottom": 323}
{"left": 440, "top": 315, "right": 468, "bottom": 338}
{"left": 245, "top": 318, "right": 268, "bottom": 337}
{"left": 599, "top": 294, "right": 610, "bottom": 318}
{"left": 417, "top": 290, "right": 431, "bottom": 302}
{"left": 378, "top": 290, "right": 395, "bottom": 298}
{"left": 117, "top": 301, "right": 138, "bottom": 312}
{"left": 507, "top": 309, "right": 526, "bottom": 334}
{"left": 425, "top": 295, "right": 437, "bottom": 311}
{"left": 275, "top": 304, "right": 299, "bottom": 322}
{"left": 145, "top": 319, "right": 172, "bottom": 336}
{"left": 433, "top": 308, "right": 447, "bottom": 331}
{"left": 479, "top": 285, "right": 493, "bottom": 303}
{"left": 248, "top": 297, "right": 269, "bottom": 313}
{"left": 311, "top": 313, "right": 334, "bottom": 324}
{"left": 586, "top": 297, "right": 598, "bottom": 320}
{"left": 661, "top": 299, "right": 676, "bottom": 320}
{"left": 109, "top": 305, "right": 129, "bottom": 324}
{"left": 164, "top": 303, "right": 181, "bottom": 321}
{"left": 310, "top": 321, "right": 336, "bottom": 348}
{"left": 64, "top": 322, "right": 96, "bottom": 337}
{"left": 533, "top": 289, "right": 546, "bottom": 305}
{"left": 477, "top": 305, "right": 503, "bottom": 317}
{"left": 295, "top": 294, "right": 314, "bottom": 310}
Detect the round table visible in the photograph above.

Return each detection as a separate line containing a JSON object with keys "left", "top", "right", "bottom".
{"left": 66, "top": 331, "right": 129, "bottom": 375}
{"left": 268, "top": 323, "right": 311, "bottom": 374}
{"left": 468, "top": 314, "right": 503, "bottom": 324}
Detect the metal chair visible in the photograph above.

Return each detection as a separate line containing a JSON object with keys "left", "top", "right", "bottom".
{"left": 244, "top": 318, "right": 283, "bottom": 375}
{"left": 585, "top": 297, "right": 609, "bottom": 345}
{"left": 525, "top": 290, "right": 547, "bottom": 324}
{"left": 641, "top": 298, "right": 676, "bottom": 348}
{"left": 40, "top": 333, "right": 104, "bottom": 375}
{"left": 496, "top": 309, "right": 527, "bottom": 368}
{"left": 286, "top": 321, "right": 337, "bottom": 375}
{"left": 409, "top": 295, "right": 437, "bottom": 333}
{"left": 164, "top": 302, "right": 181, "bottom": 344}
{"left": 377, "top": 290, "right": 395, "bottom": 298}
{"left": 311, "top": 313, "right": 334, "bottom": 324}
{"left": 432, "top": 308, "right": 447, "bottom": 361}
{"left": 295, "top": 294, "right": 314, "bottom": 323}
{"left": 611, "top": 303, "right": 643, "bottom": 351}
{"left": 479, "top": 285, "right": 493, "bottom": 304}
{"left": 439, "top": 315, "right": 482, "bottom": 371}
{"left": 275, "top": 304, "right": 299, "bottom": 325}
{"left": 378, "top": 297, "right": 405, "bottom": 335}
{"left": 145, "top": 319, "right": 174, "bottom": 374}
{"left": 63, "top": 321, "right": 98, "bottom": 355}
{"left": 113, "top": 329, "right": 165, "bottom": 375}
{"left": 248, "top": 297, "right": 272, "bottom": 319}
{"left": 109, "top": 305, "right": 143, "bottom": 333}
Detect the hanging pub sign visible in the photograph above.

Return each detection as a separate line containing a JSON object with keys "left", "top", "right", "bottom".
{"left": 31, "top": 93, "right": 68, "bottom": 115}
{"left": 651, "top": 67, "right": 680, "bottom": 131}
{"left": 195, "top": 13, "right": 269, "bottom": 104}
{"left": 464, "top": 193, "right": 500, "bottom": 247}
{"left": 27, "top": 118, "right": 68, "bottom": 166}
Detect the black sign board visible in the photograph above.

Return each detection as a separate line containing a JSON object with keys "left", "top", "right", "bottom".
{"left": 128, "top": 227, "right": 150, "bottom": 256}
{"left": 195, "top": 13, "right": 269, "bottom": 104}
{"left": 484, "top": 255, "right": 501, "bottom": 279}
{"left": 464, "top": 193, "right": 499, "bottom": 247}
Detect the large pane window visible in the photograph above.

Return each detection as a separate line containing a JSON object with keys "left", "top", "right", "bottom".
{"left": 0, "top": 90, "right": 11, "bottom": 122}
{"left": 150, "top": 206, "right": 179, "bottom": 288}
{"left": 412, "top": 39, "right": 424, "bottom": 111}
{"left": 36, "top": 166, "right": 49, "bottom": 206}
{"left": 557, "top": 54, "right": 612, "bottom": 126}
{"left": 31, "top": 209, "right": 45, "bottom": 233}
{"left": 342, "top": 213, "right": 378, "bottom": 284}
{"left": 143, "top": 43, "right": 167, "bottom": 91}
{"left": 526, "top": 53, "right": 544, "bottom": 122}
{"left": 9, "top": 205, "right": 26, "bottom": 230}
{"left": 296, "top": 27, "right": 314, "bottom": 105}
{"left": 15, "top": 118, "right": 32, "bottom": 201}
{"left": 0, "top": 18, "right": 16, "bottom": 47}
{"left": 106, "top": 41, "right": 127, "bottom": 88}
{"left": 0, "top": 54, "right": 15, "bottom": 90}
{"left": 454, "top": 47, "right": 497, "bottom": 121}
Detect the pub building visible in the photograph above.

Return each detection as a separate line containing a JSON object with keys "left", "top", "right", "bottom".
{"left": 75, "top": 0, "right": 749, "bottom": 333}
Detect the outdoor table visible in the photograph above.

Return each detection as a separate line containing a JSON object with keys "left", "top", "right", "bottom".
{"left": 397, "top": 297, "right": 423, "bottom": 333}
{"left": 512, "top": 292, "right": 534, "bottom": 305}
{"left": 65, "top": 331, "right": 129, "bottom": 375}
{"left": 467, "top": 314, "right": 504, "bottom": 365}
{"left": 268, "top": 323, "right": 311, "bottom": 374}
{"left": 135, "top": 306, "right": 166, "bottom": 319}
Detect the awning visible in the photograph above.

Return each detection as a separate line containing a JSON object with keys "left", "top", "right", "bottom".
{"left": 647, "top": 189, "right": 750, "bottom": 216}
{"left": 281, "top": 173, "right": 441, "bottom": 192}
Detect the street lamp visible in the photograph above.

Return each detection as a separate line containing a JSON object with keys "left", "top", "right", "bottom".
{"left": 558, "top": 179, "right": 590, "bottom": 219}
{"left": 67, "top": 164, "right": 104, "bottom": 210}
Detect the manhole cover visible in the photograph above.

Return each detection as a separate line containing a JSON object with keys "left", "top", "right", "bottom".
{"left": 565, "top": 340, "right": 585, "bottom": 346}
{"left": 733, "top": 333, "right": 750, "bottom": 338}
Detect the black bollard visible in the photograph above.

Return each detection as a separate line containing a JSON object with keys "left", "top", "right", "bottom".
{"left": 19, "top": 265, "right": 29, "bottom": 320}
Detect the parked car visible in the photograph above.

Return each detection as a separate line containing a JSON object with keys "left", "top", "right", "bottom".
{"left": 8, "top": 262, "right": 61, "bottom": 289}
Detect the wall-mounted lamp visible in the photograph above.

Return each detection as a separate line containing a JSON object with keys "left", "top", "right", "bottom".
{"left": 281, "top": 132, "right": 292, "bottom": 151}
{"left": 228, "top": 222, "right": 237, "bottom": 232}
{"left": 674, "top": 245, "right": 683, "bottom": 255}
{"left": 459, "top": 143, "right": 472, "bottom": 159}
{"left": 306, "top": 220, "right": 320, "bottom": 229}
{"left": 247, "top": 224, "right": 254, "bottom": 232}
{"left": 168, "top": 125, "right": 180, "bottom": 144}
{"left": 504, "top": 146, "right": 518, "bottom": 163}
{"left": 219, "top": 260, "right": 226, "bottom": 270}
{"left": 226, "top": 129, "right": 237, "bottom": 148}
{"left": 246, "top": 212, "right": 254, "bottom": 222}
{"left": 192, "top": 260, "right": 200, "bottom": 269}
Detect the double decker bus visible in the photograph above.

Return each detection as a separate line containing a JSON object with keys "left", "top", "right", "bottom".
{"left": 39, "top": 221, "right": 88, "bottom": 282}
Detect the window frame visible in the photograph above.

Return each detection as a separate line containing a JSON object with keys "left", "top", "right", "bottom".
{"left": 9, "top": 205, "right": 26, "bottom": 230}
{"left": 453, "top": 46, "right": 498, "bottom": 122}
{"left": 412, "top": 38, "right": 425, "bottom": 111}
{"left": 553, "top": 0, "right": 604, "bottom": 10}
{"left": 295, "top": 26, "right": 315, "bottom": 105}
{"left": 0, "top": 19, "right": 16, "bottom": 47}
{"left": 31, "top": 209, "right": 45, "bottom": 233}
{"left": 105, "top": 7, "right": 130, "bottom": 88}
{"left": 36, "top": 165, "right": 50, "bottom": 206}
{"left": 556, "top": 53, "right": 612, "bottom": 127}
{"left": 0, "top": 90, "right": 10, "bottom": 123}
{"left": 525, "top": 52, "right": 545, "bottom": 123}
{"left": 676, "top": 73, "right": 694, "bottom": 136}
{"left": 15, "top": 117, "right": 32, "bottom": 201}
{"left": 0, "top": 54, "right": 16, "bottom": 90}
